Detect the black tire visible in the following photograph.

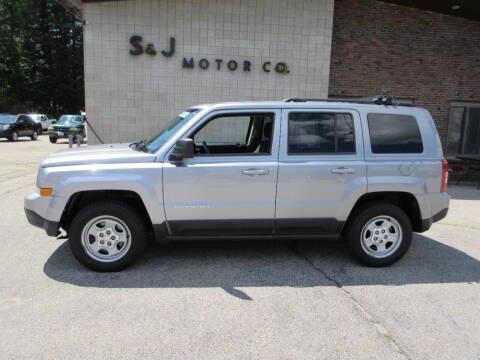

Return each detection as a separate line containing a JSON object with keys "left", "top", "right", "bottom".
{"left": 69, "top": 201, "right": 147, "bottom": 272}
{"left": 49, "top": 136, "right": 57, "bottom": 143}
{"left": 344, "top": 202, "right": 412, "bottom": 267}
{"left": 31, "top": 130, "right": 38, "bottom": 141}
{"left": 9, "top": 131, "right": 18, "bottom": 142}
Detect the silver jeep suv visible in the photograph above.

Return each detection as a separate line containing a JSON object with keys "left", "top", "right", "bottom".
{"left": 24, "top": 99, "right": 450, "bottom": 271}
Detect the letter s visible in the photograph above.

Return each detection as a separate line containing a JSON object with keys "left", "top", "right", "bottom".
{"left": 129, "top": 35, "right": 143, "bottom": 56}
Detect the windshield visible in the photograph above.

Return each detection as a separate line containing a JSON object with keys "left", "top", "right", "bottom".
{"left": 57, "top": 115, "right": 83, "bottom": 125}
{"left": 0, "top": 115, "right": 16, "bottom": 124}
{"left": 143, "top": 109, "right": 200, "bottom": 153}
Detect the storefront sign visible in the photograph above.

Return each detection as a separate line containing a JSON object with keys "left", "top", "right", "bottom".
{"left": 129, "top": 35, "right": 289, "bottom": 74}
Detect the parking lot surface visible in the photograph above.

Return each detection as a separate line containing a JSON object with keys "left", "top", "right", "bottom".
{"left": 1, "top": 136, "right": 479, "bottom": 359}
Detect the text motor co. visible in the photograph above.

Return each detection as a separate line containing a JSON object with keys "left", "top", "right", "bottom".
{"left": 129, "top": 36, "right": 290, "bottom": 74}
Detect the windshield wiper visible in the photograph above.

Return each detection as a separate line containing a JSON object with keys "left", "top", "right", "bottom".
{"left": 130, "top": 139, "right": 148, "bottom": 152}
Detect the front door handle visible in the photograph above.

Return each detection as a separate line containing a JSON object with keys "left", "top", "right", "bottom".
{"left": 331, "top": 167, "right": 356, "bottom": 175}
{"left": 241, "top": 168, "right": 270, "bottom": 176}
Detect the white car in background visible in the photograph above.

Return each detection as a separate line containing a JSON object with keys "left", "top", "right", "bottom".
{"left": 29, "top": 114, "right": 54, "bottom": 133}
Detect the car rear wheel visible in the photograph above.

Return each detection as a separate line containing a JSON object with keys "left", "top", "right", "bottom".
{"left": 9, "top": 131, "right": 18, "bottom": 142}
{"left": 69, "top": 201, "right": 147, "bottom": 272}
{"left": 344, "top": 202, "right": 412, "bottom": 267}
{"left": 49, "top": 136, "right": 57, "bottom": 143}
{"left": 31, "top": 130, "right": 38, "bottom": 141}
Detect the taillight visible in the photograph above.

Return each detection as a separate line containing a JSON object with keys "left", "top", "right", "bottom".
{"left": 441, "top": 159, "right": 449, "bottom": 192}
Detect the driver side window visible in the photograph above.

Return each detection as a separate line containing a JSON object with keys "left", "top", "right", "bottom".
{"left": 191, "top": 113, "right": 274, "bottom": 156}
{"left": 195, "top": 116, "right": 250, "bottom": 145}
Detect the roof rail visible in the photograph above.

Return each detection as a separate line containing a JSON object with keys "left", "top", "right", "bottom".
{"left": 283, "top": 96, "right": 414, "bottom": 107}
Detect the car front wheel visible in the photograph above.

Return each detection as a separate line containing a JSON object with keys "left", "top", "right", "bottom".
{"left": 344, "top": 202, "right": 412, "bottom": 267}
{"left": 49, "top": 136, "right": 57, "bottom": 143}
{"left": 31, "top": 130, "right": 38, "bottom": 141}
{"left": 69, "top": 201, "right": 147, "bottom": 272}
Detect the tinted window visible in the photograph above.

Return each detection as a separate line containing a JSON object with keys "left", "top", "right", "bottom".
{"left": 463, "top": 108, "right": 480, "bottom": 154}
{"left": 288, "top": 112, "right": 355, "bottom": 154}
{"left": 336, "top": 114, "right": 355, "bottom": 153}
{"left": 368, "top": 114, "right": 423, "bottom": 154}
{"left": 447, "top": 105, "right": 480, "bottom": 155}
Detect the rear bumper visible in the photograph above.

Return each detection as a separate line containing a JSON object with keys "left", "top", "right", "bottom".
{"left": 419, "top": 207, "right": 448, "bottom": 233}
{"left": 24, "top": 208, "right": 59, "bottom": 236}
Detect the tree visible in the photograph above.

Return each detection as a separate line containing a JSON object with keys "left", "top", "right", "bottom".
{"left": 0, "top": 0, "right": 84, "bottom": 117}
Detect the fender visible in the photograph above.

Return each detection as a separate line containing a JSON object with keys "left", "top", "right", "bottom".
{"left": 38, "top": 163, "right": 166, "bottom": 225}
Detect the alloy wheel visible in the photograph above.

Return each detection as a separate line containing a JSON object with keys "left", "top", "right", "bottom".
{"left": 81, "top": 215, "right": 132, "bottom": 262}
{"left": 360, "top": 215, "right": 403, "bottom": 258}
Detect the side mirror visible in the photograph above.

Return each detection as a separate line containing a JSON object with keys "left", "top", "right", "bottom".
{"left": 169, "top": 138, "right": 194, "bottom": 162}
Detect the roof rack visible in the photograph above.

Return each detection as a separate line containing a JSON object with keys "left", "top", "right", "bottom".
{"left": 283, "top": 96, "right": 414, "bottom": 107}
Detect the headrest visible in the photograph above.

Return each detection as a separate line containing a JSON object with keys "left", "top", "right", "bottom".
{"left": 263, "top": 120, "right": 272, "bottom": 138}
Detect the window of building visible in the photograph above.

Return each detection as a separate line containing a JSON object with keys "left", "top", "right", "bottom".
{"left": 191, "top": 113, "right": 274, "bottom": 155}
{"left": 447, "top": 103, "right": 480, "bottom": 156}
{"left": 367, "top": 114, "right": 423, "bottom": 154}
{"left": 288, "top": 112, "right": 355, "bottom": 154}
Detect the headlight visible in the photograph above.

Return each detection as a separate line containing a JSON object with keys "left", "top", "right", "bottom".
{"left": 1, "top": 124, "right": 9, "bottom": 130}
{"left": 69, "top": 128, "right": 77, "bottom": 131}
{"left": 48, "top": 126, "right": 53, "bottom": 131}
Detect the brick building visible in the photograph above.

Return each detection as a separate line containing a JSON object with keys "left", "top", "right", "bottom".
{"left": 329, "top": 0, "right": 480, "bottom": 155}
{"left": 69, "top": 0, "right": 480, "bottom": 156}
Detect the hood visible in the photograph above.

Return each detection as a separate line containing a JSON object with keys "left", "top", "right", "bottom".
{"left": 41, "top": 143, "right": 156, "bottom": 168}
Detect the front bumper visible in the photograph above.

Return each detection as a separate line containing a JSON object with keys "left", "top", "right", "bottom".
{"left": 24, "top": 191, "right": 67, "bottom": 237}
{"left": 25, "top": 208, "right": 59, "bottom": 236}
{"left": 48, "top": 130, "right": 67, "bottom": 138}
{"left": 48, "top": 129, "right": 81, "bottom": 138}
{"left": 0, "top": 129, "right": 12, "bottom": 138}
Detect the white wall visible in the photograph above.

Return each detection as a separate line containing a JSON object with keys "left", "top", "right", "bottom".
{"left": 83, "top": 0, "right": 334, "bottom": 144}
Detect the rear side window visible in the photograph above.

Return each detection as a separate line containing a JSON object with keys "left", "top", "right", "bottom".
{"left": 288, "top": 112, "right": 355, "bottom": 154}
{"left": 367, "top": 114, "right": 423, "bottom": 154}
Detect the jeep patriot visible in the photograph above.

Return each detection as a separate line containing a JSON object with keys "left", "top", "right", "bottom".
{"left": 25, "top": 99, "right": 450, "bottom": 271}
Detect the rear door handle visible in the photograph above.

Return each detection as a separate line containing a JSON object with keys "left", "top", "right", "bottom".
{"left": 331, "top": 167, "right": 356, "bottom": 175}
{"left": 241, "top": 168, "right": 270, "bottom": 176}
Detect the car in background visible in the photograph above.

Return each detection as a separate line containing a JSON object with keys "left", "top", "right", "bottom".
{"left": 0, "top": 114, "right": 41, "bottom": 141}
{"left": 29, "top": 114, "right": 54, "bottom": 133}
{"left": 48, "top": 114, "right": 86, "bottom": 143}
